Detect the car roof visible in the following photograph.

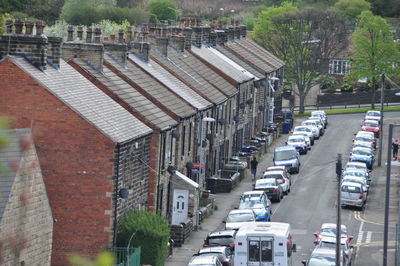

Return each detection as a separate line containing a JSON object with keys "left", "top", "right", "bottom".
{"left": 341, "top": 181, "right": 363, "bottom": 187}
{"left": 347, "top": 162, "right": 367, "bottom": 166}
{"left": 228, "top": 209, "right": 255, "bottom": 214}
{"left": 364, "top": 119, "right": 379, "bottom": 124}
{"left": 311, "top": 247, "right": 336, "bottom": 256}
{"left": 189, "top": 255, "right": 219, "bottom": 264}
{"left": 275, "top": 145, "right": 296, "bottom": 151}
{"left": 256, "top": 178, "right": 276, "bottom": 184}
{"left": 199, "top": 246, "right": 227, "bottom": 253}
{"left": 243, "top": 190, "right": 264, "bottom": 196}
{"left": 288, "top": 135, "right": 304, "bottom": 139}
{"left": 208, "top": 230, "right": 236, "bottom": 237}
{"left": 266, "top": 166, "right": 285, "bottom": 170}
{"left": 264, "top": 170, "right": 284, "bottom": 175}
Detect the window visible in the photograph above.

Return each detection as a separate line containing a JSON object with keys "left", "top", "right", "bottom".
{"left": 248, "top": 240, "right": 273, "bottom": 262}
{"left": 329, "top": 59, "right": 350, "bottom": 75}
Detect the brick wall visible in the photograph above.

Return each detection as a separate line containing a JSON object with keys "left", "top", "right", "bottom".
{"left": 0, "top": 58, "right": 115, "bottom": 265}
{"left": 0, "top": 143, "right": 53, "bottom": 265}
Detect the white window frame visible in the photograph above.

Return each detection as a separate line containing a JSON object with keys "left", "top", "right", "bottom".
{"left": 329, "top": 59, "right": 350, "bottom": 75}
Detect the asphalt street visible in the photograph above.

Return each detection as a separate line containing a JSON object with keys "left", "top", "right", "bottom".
{"left": 166, "top": 112, "right": 400, "bottom": 266}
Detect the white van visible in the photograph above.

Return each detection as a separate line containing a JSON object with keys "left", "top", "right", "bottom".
{"left": 234, "top": 222, "right": 296, "bottom": 266}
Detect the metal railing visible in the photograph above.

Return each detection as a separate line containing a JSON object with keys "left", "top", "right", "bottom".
{"left": 292, "top": 102, "right": 400, "bottom": 112}
{"left": 106, "top": 247, "right": 141, "bottom": 266}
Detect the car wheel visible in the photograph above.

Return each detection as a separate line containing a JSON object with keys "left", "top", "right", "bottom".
{"left": 288, "top": 187, "right": 291, "bottom": 193}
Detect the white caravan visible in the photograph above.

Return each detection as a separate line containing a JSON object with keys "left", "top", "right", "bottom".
{"left": 234, "top": 222, "right": 296, "bottom": 266}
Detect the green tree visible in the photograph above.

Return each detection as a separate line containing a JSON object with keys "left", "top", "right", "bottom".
{"left": 146, "top": 0, "right": 177, "bottom": 23}
{"left": 333, "top": 0, "right": 371, "bottom": 20}
{"left": 254, "top": 4, "right": 347, "bottom": 114}
{"left": 0, "top": 10, "right": 5, "bottom": 35}
{"left": 367, "top": 0, "right": 400, "bottom": 18}
{"left": 349, "top": 11, "right": 399, "bottom": 108}
{"left": 61, "top": 0, "right": 116, "bottom": 22}
{"left": 117, "top": 0, "right": 144, "bottom": 8}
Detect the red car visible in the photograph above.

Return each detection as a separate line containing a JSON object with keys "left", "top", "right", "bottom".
{"left": 362, "top": 119, "right": 380, "bottom": 137}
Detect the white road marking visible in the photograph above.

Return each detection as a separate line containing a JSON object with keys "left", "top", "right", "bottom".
{"left": 366, "top": 231, "right": 372, "bottom": 243}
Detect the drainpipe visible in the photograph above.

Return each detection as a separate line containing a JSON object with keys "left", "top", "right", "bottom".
{"left": 113, "top": 143, "right": 121, "bottom": 246}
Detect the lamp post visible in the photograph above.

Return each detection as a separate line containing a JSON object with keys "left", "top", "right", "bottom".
{"left": 378, "top": 74, "right": 385, "bottom": 166}
{"left": 196, "top": 116, "right": 215, "bottom": 230}
{"left": 268, "top": 76, "right": 280, "bottom": 125}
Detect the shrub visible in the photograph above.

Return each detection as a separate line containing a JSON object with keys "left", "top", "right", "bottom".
{"left": 341, "top": 74, "right": 355, "bottom": 92}
{"left": 117, "top": 209, "right": 170, "bottom": 266}
{"left": 316, "top": 74, "right": 337, "bottom": 92}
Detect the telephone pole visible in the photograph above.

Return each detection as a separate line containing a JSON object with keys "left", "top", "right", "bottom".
{"left": 336, "top": 153, "right": 342, "bottom": 266}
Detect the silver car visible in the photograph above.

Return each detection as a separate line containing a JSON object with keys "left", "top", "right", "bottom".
{"left": 341, "top": 181, "right": 367, "bottom": 210}
{"left": 224, "top": 209, "right": 256, "bottom": 230}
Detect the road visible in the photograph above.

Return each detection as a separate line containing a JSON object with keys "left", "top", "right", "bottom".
{"left": 270, "top": 112, "right": 399, "bottom": 265}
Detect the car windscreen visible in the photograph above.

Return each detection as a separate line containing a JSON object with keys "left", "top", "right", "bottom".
{"left": 264, "top": 174, "right": 283, "bottom": 180}
{"left": 275, "top": 150, "right": 296, "bottom": 160}
{"left": 208, "top": 236, "right": 234, "bottom": 246}
{"left": 255, "top": 180, "right": 275, "bottom": 188}
{"left": 364, "top": 121, "right": 378, "bottom": 127}
{"left": 308, "top": 255, "right": 335, "bottom": 266}
{"left": 341, "top": 185, "right": 361, "bottom": 193}
{"left": 355, "top": 136, "right": 373, "bottom": 142}
{"left": 367, "top": 111, "right": 380, "bottom": 117}
{"left": 352, "top": 149, "right": 370, "bottom": 156}
{"left": 295, "top": 127, "right": 311, "bottom": 132}
{"left": 320, "top": 228, "right": 347, "bottom": 238}
{"left": 288, "top": 137, "right": 303, "bottom": 143}
{"left": 226, "top": 212, "right": 255, "bottom": 222}
{"left": 239, "top": 198, "right": 265, "bottom": 209}
{"left": 343, "top": 171, "right": 366, "bottom": 177}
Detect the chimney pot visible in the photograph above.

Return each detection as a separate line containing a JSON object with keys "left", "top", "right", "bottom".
{"left": 67, "top": 26, "right": 74, "bottom": 41}
{"left": 35, "top": 21, "right": 45, "bottom": 35}
{"left": 118, "top": 29, "right": 124, "bottom": 43}
{"left": 94, "top": 28, "right": 102, "bottom": 43}
{"left": 15, "top": 19, "right": 23, "bottom": 34}
{"left": 6, "top": 20, "right": 12, "bottom": 34}
{"left": 77, "top": 26, "right": 83, "bottom": 40}
{"left": 86, "top": 27, "right": 93, "bottom": 43}
{"left": 25, "top": 21, "right": 34, "bottom": 35}
{"left": 127, "top": 27, "right": 133, "bottom": 42}
{"left": 110, "top": 34, "right": 116, "bottom": 42}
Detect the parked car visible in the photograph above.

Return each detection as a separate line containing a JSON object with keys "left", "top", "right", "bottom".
{"left": 224, "top": 209, "right": 256, "bottom": 230}
{"left": 254, "top": 178, "right": 283, "bottom": 202}
{"left": 349, "top": 147, "right": 374, "bottom": 170}
{"left": 287, "top": 135, "right": 308, "bottom": 154}
{"left": 302, "top": 246, "right": 347, "bottom": 266}
{"left": 263, "top": 170, "right": 290, "bottom": 194}
{"left": 294, "top": 126, "right": 315, "bottom": 145}
{"left": 189, "top": 254, "right": 222, "bottom": 266}
{"left": 309, "top": 115, "right": 326, "bottom": 129}
{"left": 203, "top": 230, "right": 237, "bottom": 251}
{"left": 342, "top": 169, "right": 370, "bottom": 183}
{"left": 292, "top": 131, "right": 312, "bottom": 150}
{"left": 352, "top": 134, "right": 376, "bottom": 149}
{"left": 345, "top": 162, "right": 371, "bottom": 175}
{"left": 311, "top": 111, "right": 328, "bottom": 128}
{"left": 356, "top": 130, "right": 375, "bottom": 140}
{"left": 238, "top": 191, "right": 272, "bottom": 221}
{"left": 307, "top": 117, "right": 325, "bottom": 135}
{"left": 313, "top": 223, "right": 352, "bottom": 245}
{"left": 364, "top": 110, "right": 381, "bottom": 123}
{"left": 265, "top": 165, "right": 292, "bottom": 184}
{"left": 342, "top": 175, "right": 369, "bottom": 194}
{"left": 362, "top": 119, "right": 380, "bottom": 137}
{"left": 194, "top": 246, "right": 234, "bottom": 266}
{"left": 341, "top": 181, "right": 367, "bottom": 210}
{"left": 301, "top": 120, "right": 321, "bottom": 138}
{"left": 273, "top": 145, "right": 301, "bottom": 174}
{"left": 316, "top": 239, "right": 353, "bottom": 266}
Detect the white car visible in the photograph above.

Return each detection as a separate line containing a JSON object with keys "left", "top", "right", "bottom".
{"left": 365, "top": 110, "right": 381, "bottom": 123}
{"left": 308, "top": 116, "right": 326, "bottom": 130}
{"left": 292, "top": 131, "right": 311, "bottom": 150}
{"left": 341, "top": 181, "right": 367, "bottom": 210}
{"left": 293, "top": 126, "right": 315, "bottom": 145}
{"left": 263, "top": 170, "right": 290, "bottom": 194}
{"left": 287, "top": 135, "right": 308, "bottom": 154}
{"left": 301, "top": 120, "right": 321, "bottom": 138}
{"left": 311, "top": 110, "right": 328, "bottom": 126}
{"left": 224, "top": 209, "right": 256, "bottom": 230}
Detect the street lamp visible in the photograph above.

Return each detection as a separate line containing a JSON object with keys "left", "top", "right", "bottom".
{"left": 378, "top": 74, "right": 385, "bottom": 166}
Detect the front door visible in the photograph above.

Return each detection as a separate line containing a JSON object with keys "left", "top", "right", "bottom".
{"left": 247, "top": 237, "right": 274, "bottom": 266}
{"left": 171, "top": 189, "right": 189, "bottom": 225}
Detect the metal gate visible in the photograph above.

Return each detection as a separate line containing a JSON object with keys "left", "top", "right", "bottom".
{"left": 106, "top": 247, "right": 141, "bottom": 266}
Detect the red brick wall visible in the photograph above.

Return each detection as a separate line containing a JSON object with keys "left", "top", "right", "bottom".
{"left": 0, "top": 58, "right": 115, "bottom": 265}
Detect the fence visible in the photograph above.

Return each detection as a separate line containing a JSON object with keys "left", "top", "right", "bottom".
{"left": 292, "top": 102, "right": 400, "bottom": 112}
{"left": 106, "top": 247, "right": 141, "bottom": 266}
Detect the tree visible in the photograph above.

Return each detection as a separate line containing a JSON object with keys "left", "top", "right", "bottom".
{"left": 254, "top": 4, "right": 347, "bottom": 114}
{"left": 146, "top": 0, "right": 177, "bottom": 23}
{"left": 349, "top": 11, "right": 399, "bottom": 108}
{"left": 333, "top": 0, "right": 371, "bottom": 20}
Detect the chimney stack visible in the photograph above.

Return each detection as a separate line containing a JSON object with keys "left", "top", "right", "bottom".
{"left": 227, "top": 26, "right": 234, "bottom": 41}
{"left": 209, "top": 31, "right": 217, "bottom": 47}
{"left": 0, "top": 20, "right": 48, "bottom": 70}
{"left": 234, "top": 21, "right": 241, "bottom": 40}
{"left": 104, "top": 30, "right": 128, "bottom": 65}
{"left": 62, "top": 26, "right": 104, "bottom": 71}
{"left": 47, "top": 36, "right": 62, "bottom": 68}
{"left": 216, "top": 30, "right": 226, "bottom": 45}
{"left": 183, "top": 27, "right": 192, "bottom": 50}
{"left": 130, "top": 42, "right": 150, "bottom": 62}
{"left": 155, "top": 37, "right": 168, "bottom": 56}
{"left": 192, "top": 26, "right": 202, "bottom": 48}
{"left": 240, "top": 25, "right": 247, "bottom": 38}
{"left": 202, "top": 26, "right": 211, "bottom": 44}
{"left": 169, "top": 35, "right": 185, "bottom": 53}
{"left": 94, "top": 28, "right": 101, "bottom": 43}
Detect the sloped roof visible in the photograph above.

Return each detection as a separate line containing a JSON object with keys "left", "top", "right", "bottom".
{"left": 237, "top": 39, "right": 284, "bottom": 69}
{"left": 190, "top": 45, "right": 254, "bottom": 84}
{"left": 216, "top": 45, "right": 265, "bottom": 80}
{"left": 224, "top": 41, "right": 275, "bottom": 74}
{"left": 0, "top": 129, "right": 29, "bottom": 221}
{"left": 130, "top": 54, "right": 211, "bottom": 111}
{"left": 150, "top": 48, "right": 227, "bottom": 105}
{"left": 110, "top": 54, "right": 195, "bottom": 119}
{"left": 167, "top": 48, "right": 237, "bottom": 97}
{"left": 73, "top": 57, "right": 177, "bottom": 131}
{"left": 12, "top": 57, "right": 152, "bottom": 143}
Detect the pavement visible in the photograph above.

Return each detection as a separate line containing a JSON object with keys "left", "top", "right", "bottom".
{"left": 165, "top": 127, "right": 289, "bottom": 266}
{"left": 165, "top": 115, "right": 400, "bottom": 266}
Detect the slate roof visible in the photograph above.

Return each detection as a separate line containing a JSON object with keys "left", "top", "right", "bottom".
{"left": 150, "top": 48, "right": 227, "bottom": 105}
{"left": 12, "top": 56, "right": 152, "bottom": 143}
{"left": 237, "top": 39, "right": 284, "bottom": 69}
{"left": 191, "top": 45, "right": 254, "bottom": 84}
{"left": 224, "top": 41, "right": 275, "bottom": 74}
{"left": 72, "top": 57, "right": 177, "bottom": 131}
{"left": 130, "top": 54, "right": 211, "bottom": 111}
{"left": 166, "top": 48, "right": 237, "bottom": 97}
{"left": 216, "top": 45, "right": 265, "bottom": 80}
{"left": 110, "top": 54, "right": 195, "bottom": 118}
{"left": 0, "top": 128, "right": 30, "bottom": 221}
